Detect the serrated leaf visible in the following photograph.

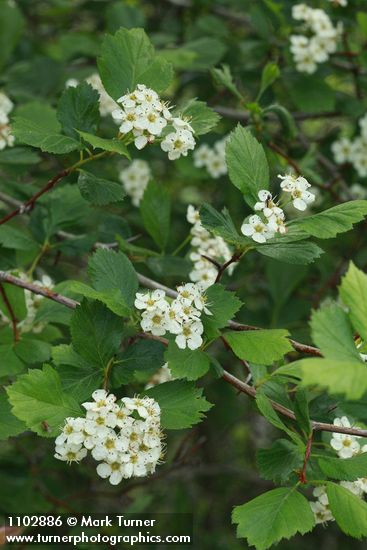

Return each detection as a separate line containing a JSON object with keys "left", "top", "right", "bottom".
{"left": 310, "top": 303, "right": 362, "bottom": 362}
{"left": 145, "top": 380, "right": 212, "bottom": 429}
{"left": 339, "top": 262, "right": 367, "bottom": 342}
{"left": 52, "top": 344, "right": 103, "bottom": 401}
{"left": 318, "top": 454, "right": 367, "bottom": 481}
{"left": 165, "top": 342, "right": 210, "bottom": 381}
{"left": 256, "top": 392, "right": 301, "bottom": 443}
{"left": 224, "top": 329, "right": 292, "bottom": 365}
{"left": 202, "top": 284, "right": 242, "bottom": 338}
{"left": 211, "top": 64, "right": 244, "bottom": 101}
{"left": 257, "top": 440, "right": 303, "bottom": 484}
{"left": 140, "top": 181, "right": 171, "bottom": 250}
{"left": 70, "top": 300, "right": 123, "bottom": 368}
{"left": 77, "top": 170, "right": 125, "bottom": 205}
{"left": 77, "top": 131, "right": 130, "bottom": 158}
{"left": 0, "top": 147, "right": 40, "bottom": 165}
{"left": 68, "top": 281, "right": 130, "bottom": 317}
{"left": 294, "top": 388, "right": 311, "bottom": 436}
{"left": 199, "top": 203, "right": 249, "bottom": 246}
{"left": 88, "top": 248, "right": 138, "bottom": 309}
{"left": 0, "top": 283, "right": 27, "bottom": 322}
{"left": 226, "top": 125, "right": 269, "bottom": 207}
{"left": 98, "top": 27, "right": 173, "bottom": 100}
{"left": 232, "top": 488, "right": 315, "bottom": 550}
{"left": 293, "top": 358, "right": 367, "bottom": 400}
{"left": 0, "top": 344, "right": 25, "bottom": 376}
{"left": 290, "top": 201, "right": 367, "bottom": 239}
{"left": 12, "top": 102, "right": 80, "bottom": 154}
{"left": 327, "top": 482, "right": 367, "bottom": 538}
{"left": 14, "top": 338, "right": 52, "bottom": 365}
{"left": 0, "top": 226, "right": 38, "bottom": 251}
{"left": 0, "top": 391, "right": 26, "bottom": 440}
{"left": 256, "top": 241, "right": 323, "bottom": 265}
{"left": 6, "top": 365, "right": 82, "bottom": 437}
{"left": 112, "top": 339, "right": 165, "bottom": 386}
{"left": 57, "top": 82, "right": 100, "bottom": 140}
{"left": 180, "top": 99, "right": 220, "bottom": 135}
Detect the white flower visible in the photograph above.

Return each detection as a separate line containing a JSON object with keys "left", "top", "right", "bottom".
{"left": 193, "top": 137, "right": 227, "bottom": 179}
{"left": 112, "top": 107, "right": 139, "bottom": 133}
{"left": 145, "top": 363, "right": 175, "bottom": 389}
{"left": 278, "top": 174, "right": 315, "bottom": 211}
{"left": 82, "top": 389, "right": 116, "bottom": 413}
{"left": 0, "top": 92, "right": 14, "bottom": 150}
{"left": 91, "top": 430, "right": 128, "bottom": 461}
{"left": 340, "top": 480, "right": 363, "bottom": 497}
{"left": 186, "top": 205, "right": 201, "bottom": 224}
{"left": 140, "top": 308, "right": 168, "bottom": 336}
{"left": 55, "top": 417, "right": 86, "bottom": 446}
{"left": 174, "top": 319, "right": 203, "bottom": 350}
{"left": 194, "top": 144, "right": 212, "bottom": 168}
{"left": 331, "top": 137, "right": 353, "bottom": 164}
{"left": 135, "top": 105, "right": 167, "bottom": 135}
{"left": 330, "top": 417, "right": 361, "bottom": 458}
{"left": 161, "top": 129, "right": 196, "bottom": 160}
{"left": 241, "top": 214, "right": 274, "bottom": 243}
{"left": 310, "top": 485, "right": 334, "bottom": 524}
{"left": 96, "top": 459, "right": 128, "bottom": 485}
{"left": 54, "top": 442, "right": 87, "bottom": 464}
{"left": 292, "top": 4, "right": 312, "bottom": 21}
{"left": 134, "top": 289, "right": 167, "bottom": 311}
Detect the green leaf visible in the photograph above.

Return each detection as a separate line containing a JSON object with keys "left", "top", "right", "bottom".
{"left": 327, "top": 482, "right": 367, "bottom": 538}
{"left": 0, "top": 391, "right": 26, "bottom": 440}
{"left": 256, "top": 392, "right": 300, "bottom": 443}
{"left": 258, "top": 62, "right": 280, "bottom": 100}
{"left": 0, "top": 283, "right": 27, "bottom": 321}
{"left": 165, "top": 342, "right": 210, "bottom": 381}
{"left": 112, "top": 339, "right": 165, "bottom": 386}
{"left": 294, "top": 388, "right": 311, "bottom": 436}
{"left": 0, "top": 344, "right": 25, "bottom": 376}
{"left": 0, "top": 226, "right": 38, "bottom": 251}
{"left": 98, "top": 27, "right": 173, "bottom": 100}
{"left": 145, "top": 380, "right": 212, "bottom": 429}
{"left": 140, "top": 182, "right": 171, "bottom": 250}
{"left": 257, "top": 440, "right": 303, "bottom": 484}
{"left": 6, "top": 365, "right": 82, "bottom": 437}
{"left": 12, "top": 102, "right": 80, "bottom": 154}
{"left": 310, "top": 303, "right": 362, "bottom": 362}
{"left": 203, "top": 284, "right": 242, "bottom": 337}
{"left": 14, "top": 339, "right": 52, "bottom": 365}
{"left": 52, "top": 344, "right": 103, "bottom": 401}
{"left": 70, "top": 300, "right": 123, "bottom": 368}
{"left": 319, "top": 454, "right": 367, "bottom": 482}
{"left": 232, "top": 488, "right": 315, "bottom": 550}
{"left": 292, "top": 358, "right": 367, "bottom": 400}
{"left": 339, "top": 262, "right": 367, "bottom": 342}
{"left": 226, "top": 125, "right": 269, "bottom": 207}
{"left": 211, "top": 64, "right": 244, "bottom": 101}
{"left": 68, "top": 281, "right": 130, "bottom": 317}
{"left": 199, "top": 203, "right": 248, "bottom": 246}
{"left": 256, "top": 241, "right": 323, "bottom": 265}
{"left": 77, "top": 170, "right": 125, "bottom": 205}
{"left": 88, "top": 248, "right": 138, "bottom": 309}
{"left": 77, "top": 131, "right": 130, "bottom": 158}
{"left": 290, "top": 201, "right": 367, "bottom": 239}
{"left": 224, "top": 329, "right": 292, "bottom": 365}
{"left": 180, "top": 99, "right": 220, "bottom": 135}
{"left": 57, "top": 82, "right": 100, "bottom": 140}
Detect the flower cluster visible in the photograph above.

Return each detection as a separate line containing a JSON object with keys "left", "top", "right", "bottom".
{"left": 66, "top": 73, "right": 118, "bottom": 117}
{"left": 309, "top": 416, "right": 367, "bottom": 524}
{"left": 0, "top": 272, "right": 53, "bottom": 334}
{"left": 240, "top": 175, "right": 315, "bottom": 244}
{"left": 112, "top": 84, "right": 196, "bottom": 159}
{"left": 54, "top": 390, "right": 164, "bottom": 484}
{"left": 135, "top": 283, "right": 211, "bottom": 350}
{"left": 119, "top": 159, "right": 151, "bottom": 207}
{"left": 193, "top": 137, "right": 228, "bottom": 179}
{"left": 290, "top": 4, "right": 342, "bottom": 74}
{"left": 186, "top": 205, "right": 234, "bottom": 289}
{"left": 331, "top": 114, "right": 367, "bottom": 177}
{"left": 0, "top": 92, "right": 15, "bottom": 150}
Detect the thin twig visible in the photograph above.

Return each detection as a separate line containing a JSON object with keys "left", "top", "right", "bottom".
{"left": 0, "top": 169, "right": 70, "bottom": 226}
{"left": 299, "top": 431, "right": 313, "bottom": 484}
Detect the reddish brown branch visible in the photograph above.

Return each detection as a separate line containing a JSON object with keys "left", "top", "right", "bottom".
{"left": 268, "top": 142, "right": 301, "bottom": 175}
{"left": 299, "top": 431, "right": 313, "bottom": 484}
{"left": 0, "top": 169, "right": 70, "bottom": 226}
{"left": 0, "top": 283, "right": 20, "bottom": 343}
